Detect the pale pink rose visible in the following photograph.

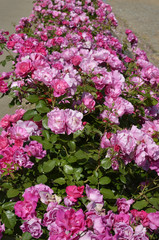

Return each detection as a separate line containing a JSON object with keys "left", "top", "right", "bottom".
{"left": 16, "top": 120, "right": 38, "bottom": 136}
{"left": 33, "top": 67, "right": 58, "bottom": 86}
{"left": 101, "top": 110, "right": 119, "bottom": 125}
{"left": 116, "top": 130, "right": 136, "bottom": 155}
{"left": 82, "top": 93, "right": 95, "bottom": 110}
{"left": 20, "top": 218, "right": 43, "bottom": 239}
{"left": 135, "top": 143, "right": 149, "bottom": 170}
{"left": 8, "top": 125, "right": 30, "bottom": 140}
{"left": 86, "top": 185, "right": 103, "bottom": 203}
{"left": 23, "top": 184, "right": 53, "bottom": 203}
{"left": 65, "top": 109, "right": 84, "bottom": 135}
{"left": 47, "top": 108, "right": 66, "bottom": 134}
{"left": 133, "top": 225, "right": 149, "bottom": 240}
{"left": 61, "top": 48, "right": 77, "bottom": 61}
{"left": 114, "top": 222, "right": 133, "bottom": 239}
{"left": 79, "top": 56, "right": 98, "bottom": 73}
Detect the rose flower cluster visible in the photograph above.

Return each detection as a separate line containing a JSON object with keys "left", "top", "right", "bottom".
{"left": 14, "top": 184, "right": 159, "bottom": 239}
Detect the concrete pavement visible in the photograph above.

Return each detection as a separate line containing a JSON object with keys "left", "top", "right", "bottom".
{"left": 106, "top": 0, "right": 159, "bottom": 67}
{"left": 0, "top": 0, "right": 159, "bottom": 119}
{"left": 0, "top": 0, "right": 33, "bottom": 119}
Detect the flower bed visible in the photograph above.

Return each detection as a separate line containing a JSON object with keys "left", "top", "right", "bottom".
{"left": 0, "top": 0, "right": 159, "bottom": 239}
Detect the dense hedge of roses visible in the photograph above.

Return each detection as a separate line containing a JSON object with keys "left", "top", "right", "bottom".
{"left": 0, "top": 0, "right": 159, "bottom": 239}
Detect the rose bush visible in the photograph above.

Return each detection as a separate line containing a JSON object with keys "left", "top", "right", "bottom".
{"left": 0, "top": 0, "right": 159, "bottom": 239}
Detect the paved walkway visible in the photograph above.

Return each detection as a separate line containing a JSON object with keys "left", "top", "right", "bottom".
{"left": 106, "top": 0, "right": 159, "bottom": 67}
{"left": 0, "top": 0, "right": 159, "bottom": 119}
{"left": 0, "top": 0, "right": 33, "bottom": 119}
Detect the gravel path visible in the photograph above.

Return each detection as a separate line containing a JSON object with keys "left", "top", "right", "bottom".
{"left": 106, "top": 0, "right": 159, "bottom": 67}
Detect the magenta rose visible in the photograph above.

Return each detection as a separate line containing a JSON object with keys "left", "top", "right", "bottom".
{"left": 66, "top": 185, "right": 84, "bottom": 202}
{"left": 14, "top": 200, "right": 37, "bottom": 220}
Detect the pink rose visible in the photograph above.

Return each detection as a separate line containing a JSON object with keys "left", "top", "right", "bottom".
{"left": 15, "top": 60, "right": 32, "bottom": 77}
{"left": 0, "top": 222, "right": 5, "bottom": 240}
{"left": 86, "top": 185, "right": 103, "bottom": 203}
{"left": 14, "top": 200, "right": 37, "bottom": 220}
{"left": 116, "top": 198, "right": 134, "bottom": 214}
{"left": 0, "top": 136, "right": 8, "bottom": 150}
{"left": 82, "top": 93, "right": 95, "bottom": 110}
{"left": 20, "top": 218, "right": 43, "bottom": 239}
{"left": 66, "top": 185, "right": 84, "bottom": 202}
{"left": 65, "top": 109, "right": 84, "bottom": 135}
{"left": 47, "top": 108, "right": 66, "bottom": 134}
{"left": 52, "top": 79, "right": 68, "bottom": 97}
{"left": 148, "top": 212, "right": 159, "bottom": 230}
{"left": 71, "top": 55, "right": 82, "bottom": 66}
{"left": 0, "top": 114, "right": 11, "bottom": 129}
{"left": 24, "top": 141, "right": 46, "bottom": 159}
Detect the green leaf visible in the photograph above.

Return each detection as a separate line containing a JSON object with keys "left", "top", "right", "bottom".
{"left": 7, "top": 189, "right": 19, "bottom": 198}
{"left": 64, "top": 165, "right": 74, "bottom": 174}
{"left": 88, "top": 176, "right": 98, "bottom": 185}
{"left": 33, "top": 114, "right": 42, "bottom": 122}
{"left": 145, "top": 208, "right": 156, "bottom": 213}
{"left": 42, "top": 130, "right": 50, "bottom": 139}
{"left": 22, "top": 232, "right": 32, "bottom": 240}
{"left": 75, "top": 150, "right": 88, "bottom": 159}
{"left": 37, "top": 175, "right": 48, "bottom": 184}
{"left": 1, "top": 210, "right": 16, "bottom": 229}
{"left": 54, "top": 178, "right": 66, "bottom": 185}
{"left": 73, "top": 130, "right": 83, "bottom": 139}
{"left": 30, "top": 135, "right": 43, "bottom": 143}
{"left": 101, "top": 158, "right": 111, "bottom": 170}
{"left": 133, "top": 200, "right": 148, "bottom": 210}
{"left": 120, "top": 175, "right": 127, "bottom": 184}
{"left": 100, "top": 188, "right": 115, "bottom": 199}
{"left": 36, "top": 100, "right": 50, "bottom": 113}
{"left": 144, "top": 97, "right": 158, "bottom": 107}
{"left": 42, "top": 116, "right": 49, "bottom": 129}
{"left": 23, "top": 109, "right": 37, "bottom": 120}
{"left": 1, "top": 60, "right": 6, "bottom": 67}
{"left": 43, "top": 141, "right": 53, "bottom": 150}
{"left": 67, "top": 156, "right": 78, "bottom": 163}
{"left": 50, "top": 134, "right": 57, "bottom": 143}
{"left": 68, "top": 141, "right": 76, "bottom": 152}
{"left": 2, "top": 183, "right": 12, "bottom": 189}
{"left": 2, "top": 202, "right": 15, "bottom": 211}
{"left": 26, "top": 95, "right": 39, "bottom": 103}
{"left": 151, "top": 97, "right": 158, "bottom": 106}
{"left": 99, "top": 176, "right": 111, "bottom": 185}
{"left": 43, "top": 160, "right": 56, "bottom": 173}
{"left": 148, "top": 198, "right": 159, "bottom": 210}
